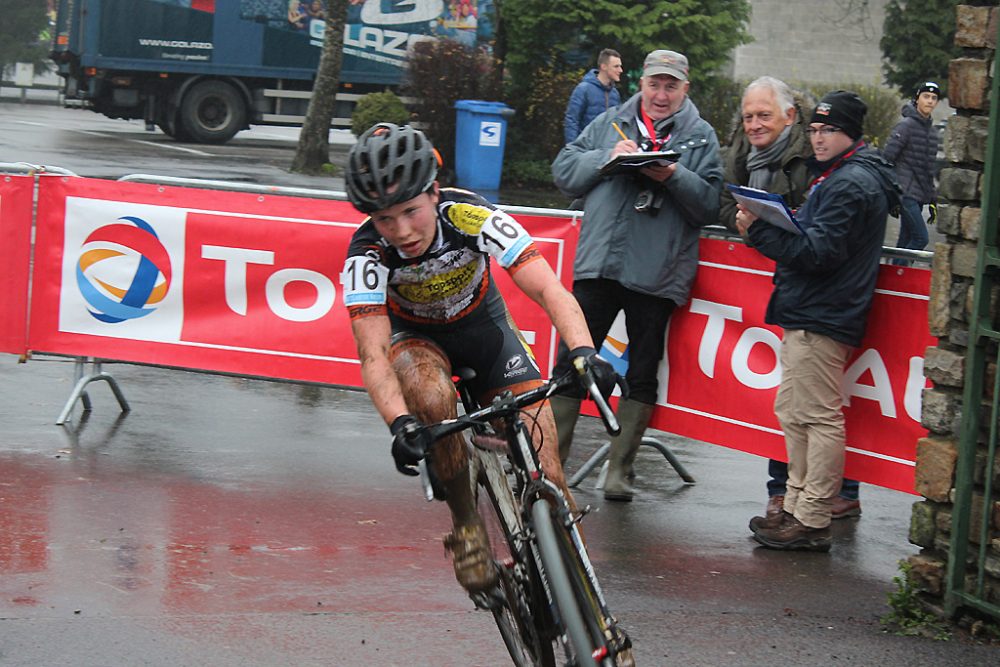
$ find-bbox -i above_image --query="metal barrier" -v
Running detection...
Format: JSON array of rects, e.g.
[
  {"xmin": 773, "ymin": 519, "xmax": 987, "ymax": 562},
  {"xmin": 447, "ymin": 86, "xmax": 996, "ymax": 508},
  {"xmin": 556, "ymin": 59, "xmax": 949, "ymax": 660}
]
[{"xmin": 0, "ymin": 162, "xmax": 78, "ymax": 177}]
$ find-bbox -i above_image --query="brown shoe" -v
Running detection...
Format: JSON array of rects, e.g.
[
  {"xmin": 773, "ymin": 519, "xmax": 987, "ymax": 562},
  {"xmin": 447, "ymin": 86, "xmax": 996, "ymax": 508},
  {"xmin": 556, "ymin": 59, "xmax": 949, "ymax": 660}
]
[
  {"xmin": 753, "ymin": 516, "xmax": 831, "ymax": 552},
  {"xmin": 766, "ymin": 494, "xmax": 785, "ymax": 517},
  {"xmin": 444, "ymin": 523, "xmax": 497, "ymax": 593},
  {"xmin": 831, "ymin": 496, "xmax": 861, "ymax": 519},
  {"xmin": 749, "ymin": 510, "xmax": 793, "ymax": 534}
]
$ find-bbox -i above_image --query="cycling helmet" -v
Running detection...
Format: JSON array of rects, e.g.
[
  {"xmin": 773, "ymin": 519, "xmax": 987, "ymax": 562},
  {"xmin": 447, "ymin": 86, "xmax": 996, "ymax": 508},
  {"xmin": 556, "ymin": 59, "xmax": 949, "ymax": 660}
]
[{"xmin": 345, "ymin": 123, "xmax": 439, "ymax": 213}]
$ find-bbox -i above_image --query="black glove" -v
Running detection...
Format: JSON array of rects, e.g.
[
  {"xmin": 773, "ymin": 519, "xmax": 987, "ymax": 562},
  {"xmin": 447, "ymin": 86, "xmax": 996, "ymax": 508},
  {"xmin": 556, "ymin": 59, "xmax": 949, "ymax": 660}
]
[
  {"xmin": 389, "ymin": 414, "xmax": 432, "ymax": 477},
  {"xmin": 567, "ymin": 346, "xmax": 619, "ymax": 402}
]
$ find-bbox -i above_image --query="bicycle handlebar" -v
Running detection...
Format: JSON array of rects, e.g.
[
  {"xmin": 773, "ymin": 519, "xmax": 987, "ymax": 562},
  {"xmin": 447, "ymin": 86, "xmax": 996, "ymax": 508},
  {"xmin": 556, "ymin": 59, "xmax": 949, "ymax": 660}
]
[
  {"xmin": 414, "ymin": 365, "xmax": 622, "ymax": 501},
  {"xmin": 571, "ymin": 357, "xmax": 621, "ymax": 436}
]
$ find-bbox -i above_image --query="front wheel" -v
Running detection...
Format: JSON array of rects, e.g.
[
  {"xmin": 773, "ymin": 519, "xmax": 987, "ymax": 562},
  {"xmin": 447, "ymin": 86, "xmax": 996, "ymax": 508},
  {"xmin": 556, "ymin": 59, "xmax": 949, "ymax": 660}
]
[
  {"xmin": 475, "ymin": 450, "xmax": 555, "ymax": 666},
  {"xmin": 532, "ymin": 499, "xmax": 616, "ymax": 667}
]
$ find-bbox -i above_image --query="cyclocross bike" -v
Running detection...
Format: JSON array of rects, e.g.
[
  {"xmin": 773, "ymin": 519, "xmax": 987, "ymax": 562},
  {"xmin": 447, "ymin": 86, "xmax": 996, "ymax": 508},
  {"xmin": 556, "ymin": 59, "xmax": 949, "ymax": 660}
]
[{"xmin": 416, "ymin": 358, "xmax": 635, "ymax": 667}]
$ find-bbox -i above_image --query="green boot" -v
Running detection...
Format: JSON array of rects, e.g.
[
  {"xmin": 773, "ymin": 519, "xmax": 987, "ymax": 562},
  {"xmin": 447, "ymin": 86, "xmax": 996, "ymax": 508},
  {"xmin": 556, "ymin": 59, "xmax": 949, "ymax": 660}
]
[
  {"xmin": 604, "ymin": 399, "xmax": 654, "ymax": 502},
  {"xmin": 550, "ymin": 394, "xmax": 582, "ymax": 464}
]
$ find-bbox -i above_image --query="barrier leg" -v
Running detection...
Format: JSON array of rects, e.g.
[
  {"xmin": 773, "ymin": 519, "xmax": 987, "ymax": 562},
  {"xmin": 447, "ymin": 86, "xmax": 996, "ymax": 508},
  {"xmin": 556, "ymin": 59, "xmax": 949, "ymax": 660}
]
[
  {"xmin": 567, "ymin": 443, "xmax": 610, "ymax": 488},
  {"xmin": 566, "ymin": 437, "xmax": 696, "ymax": 488},
  {"xmin": 638, "ymin": 436, "xmax": 696, "ymax": 484},
  {"xmin": 55, "ymin": 358, "xmax": 131, "ymax": 425}
]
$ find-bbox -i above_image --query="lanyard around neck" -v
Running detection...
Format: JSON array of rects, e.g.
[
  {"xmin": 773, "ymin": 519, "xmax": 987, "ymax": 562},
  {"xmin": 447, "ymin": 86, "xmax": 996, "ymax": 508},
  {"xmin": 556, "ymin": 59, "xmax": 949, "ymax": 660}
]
[{"xmin": 638, "ymin": 107, "xmax": 670, "ymax": 150}]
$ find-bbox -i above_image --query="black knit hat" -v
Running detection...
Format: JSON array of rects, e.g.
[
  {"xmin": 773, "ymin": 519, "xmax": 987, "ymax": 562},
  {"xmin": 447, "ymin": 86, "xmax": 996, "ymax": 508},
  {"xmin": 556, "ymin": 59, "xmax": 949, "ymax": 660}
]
[
  {"xmin": 915, "ymin": 81, "xmax": 942, "ymax": 100},
  {"xmin": 810, "ymin": 90, "xmax": 867, "ymax": 140}
]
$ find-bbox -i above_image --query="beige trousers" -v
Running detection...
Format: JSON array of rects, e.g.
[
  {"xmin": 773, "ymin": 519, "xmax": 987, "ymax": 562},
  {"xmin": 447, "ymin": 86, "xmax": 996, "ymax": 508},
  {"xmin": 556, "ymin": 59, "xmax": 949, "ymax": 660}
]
[{"xmin": 774, "ymin": 329, "xmax": 853, "ymax": 529}]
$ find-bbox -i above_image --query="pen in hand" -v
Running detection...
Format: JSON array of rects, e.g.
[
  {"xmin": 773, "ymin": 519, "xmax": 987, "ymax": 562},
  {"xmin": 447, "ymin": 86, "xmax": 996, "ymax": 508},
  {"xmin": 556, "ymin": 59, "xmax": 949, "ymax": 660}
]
[{"xmin": 611, "ymin": 122, "xmax": 628, "ymax": 142}]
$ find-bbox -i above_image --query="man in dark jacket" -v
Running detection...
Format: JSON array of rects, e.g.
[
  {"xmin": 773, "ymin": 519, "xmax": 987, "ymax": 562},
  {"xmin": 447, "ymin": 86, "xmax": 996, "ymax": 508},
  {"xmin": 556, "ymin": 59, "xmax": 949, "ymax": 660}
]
[
  {"xmin": 722, "ymin": 77, "xmax": 863, "ymax": 520},
  {"xmin": 563, "ymin": 49, "xmax": 623, "ymax": 143},
  {"xmin": 883, "ymin": 81, "xmax": 941, "ymax": 252},
  {"xmin": 737, "ymin": 91, "xmax": 900, "ymax": 551}
]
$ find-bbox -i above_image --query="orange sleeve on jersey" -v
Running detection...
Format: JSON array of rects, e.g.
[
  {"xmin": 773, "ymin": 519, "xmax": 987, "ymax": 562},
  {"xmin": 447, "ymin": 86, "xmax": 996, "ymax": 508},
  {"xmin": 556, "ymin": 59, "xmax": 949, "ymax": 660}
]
[
  {"xmin": 348, "ymin": 303, "xmax": 388, "ymax": 321},
  {"xmin": 507, "ymin": 243, "xmax": 543, "ymax": 275}
]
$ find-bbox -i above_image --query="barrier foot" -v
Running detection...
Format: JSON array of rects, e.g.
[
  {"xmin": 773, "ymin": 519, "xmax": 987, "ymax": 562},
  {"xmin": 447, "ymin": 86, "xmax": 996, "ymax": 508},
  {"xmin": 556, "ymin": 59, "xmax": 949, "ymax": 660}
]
[
  {"xmin": 566, "ymin": 436, "xmax": 695, "ymax": 488},
  {"xmin": 55, "ymin": 358, "xmax": 131, "ymax": 425}
]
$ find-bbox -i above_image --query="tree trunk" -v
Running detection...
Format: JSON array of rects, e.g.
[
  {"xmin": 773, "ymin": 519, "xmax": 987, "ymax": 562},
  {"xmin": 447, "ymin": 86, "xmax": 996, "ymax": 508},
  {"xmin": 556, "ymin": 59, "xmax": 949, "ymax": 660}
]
[{"xmin": 291, "ymin": 0, "xmax": 348, "ymax": 175}]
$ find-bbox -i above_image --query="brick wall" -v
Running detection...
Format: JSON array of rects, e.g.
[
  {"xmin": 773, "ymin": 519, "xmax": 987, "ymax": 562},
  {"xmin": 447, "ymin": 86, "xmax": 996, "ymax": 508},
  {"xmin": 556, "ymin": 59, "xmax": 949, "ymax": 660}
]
[{"xmin": 909, "ymin": 4, "xmax": 1000, "ymax": 618}]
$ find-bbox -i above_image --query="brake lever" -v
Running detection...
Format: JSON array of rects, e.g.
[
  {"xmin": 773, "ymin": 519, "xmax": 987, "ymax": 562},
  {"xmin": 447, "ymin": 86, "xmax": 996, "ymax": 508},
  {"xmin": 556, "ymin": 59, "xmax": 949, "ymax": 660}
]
[
  {"xmin": 417, "ymin": 459, "xmax": 434, "ymax": 502},
  {"xmin": 572, "ymin": 357, "xmax": 621, "ymax": 435}
]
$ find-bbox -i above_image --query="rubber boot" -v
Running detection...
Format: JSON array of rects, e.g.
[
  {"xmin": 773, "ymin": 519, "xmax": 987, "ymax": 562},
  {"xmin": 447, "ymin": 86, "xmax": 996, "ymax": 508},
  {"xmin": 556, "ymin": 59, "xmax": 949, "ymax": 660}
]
[
  {"xmin": 549, "ymin": 394, "xmax": 582, "ymax": 464},
  {"xmin": 603, "ymin": 399, "xmax": 654, "ymax": 502}
]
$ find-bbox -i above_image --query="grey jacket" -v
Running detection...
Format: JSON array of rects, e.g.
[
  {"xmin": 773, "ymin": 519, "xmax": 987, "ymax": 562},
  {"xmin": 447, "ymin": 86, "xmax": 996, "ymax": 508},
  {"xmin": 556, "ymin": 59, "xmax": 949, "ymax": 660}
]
[
  {"xmin": 551, "ymin": 94, "xmax": 722, "ymax": 305},
  {"xmin": 882, "ymin": 102, "xmax": 939, "ymax": 204}
]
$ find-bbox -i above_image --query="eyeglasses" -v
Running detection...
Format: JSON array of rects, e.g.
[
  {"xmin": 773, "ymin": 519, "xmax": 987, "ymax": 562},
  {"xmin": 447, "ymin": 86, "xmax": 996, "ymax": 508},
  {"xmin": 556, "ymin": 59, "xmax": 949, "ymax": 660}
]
[{"xmin": 805, "ymin": 127, "xmax": 843, "ymax": 137}]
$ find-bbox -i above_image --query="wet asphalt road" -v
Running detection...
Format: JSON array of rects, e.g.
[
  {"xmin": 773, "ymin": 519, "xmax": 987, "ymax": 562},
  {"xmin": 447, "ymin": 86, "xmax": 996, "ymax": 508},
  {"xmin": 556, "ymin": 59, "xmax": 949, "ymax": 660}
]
[{"xmin": 1, "ymin": 358, "xmax": 997, "ymax": 666}]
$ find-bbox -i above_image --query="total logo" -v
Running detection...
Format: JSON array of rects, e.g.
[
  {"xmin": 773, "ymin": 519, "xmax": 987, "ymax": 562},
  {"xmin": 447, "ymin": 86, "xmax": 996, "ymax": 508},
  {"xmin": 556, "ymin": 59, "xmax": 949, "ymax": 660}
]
[{"xmin": 75, "ymin": 216, "xmax": 172, "ymax": 323}]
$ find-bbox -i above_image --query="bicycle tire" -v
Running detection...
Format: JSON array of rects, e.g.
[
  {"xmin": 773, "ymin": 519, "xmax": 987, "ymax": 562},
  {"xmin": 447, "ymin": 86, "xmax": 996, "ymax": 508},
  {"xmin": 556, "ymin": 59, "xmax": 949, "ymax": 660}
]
[
  {"xmin": 531, "ymin": 499, "xmax": 607, "ymax": 667},
  {"xmin": 475, "ymin": 450, "xmax": 555, "ymax": 667}
]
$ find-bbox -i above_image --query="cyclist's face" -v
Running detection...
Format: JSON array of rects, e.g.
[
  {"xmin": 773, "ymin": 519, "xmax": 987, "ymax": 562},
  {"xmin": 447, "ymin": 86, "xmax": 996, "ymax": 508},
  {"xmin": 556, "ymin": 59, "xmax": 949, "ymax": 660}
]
[{"xmin": 371, "ymin": 185, "xmax": 440, "ymax": 257}]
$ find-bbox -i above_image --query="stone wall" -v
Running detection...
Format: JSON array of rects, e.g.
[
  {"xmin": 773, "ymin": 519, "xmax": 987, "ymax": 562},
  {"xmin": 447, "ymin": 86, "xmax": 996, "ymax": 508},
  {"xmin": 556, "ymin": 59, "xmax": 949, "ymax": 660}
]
[{"xmin": 909, "ymin": 4, "xmax": 1000, "ymax": 619}]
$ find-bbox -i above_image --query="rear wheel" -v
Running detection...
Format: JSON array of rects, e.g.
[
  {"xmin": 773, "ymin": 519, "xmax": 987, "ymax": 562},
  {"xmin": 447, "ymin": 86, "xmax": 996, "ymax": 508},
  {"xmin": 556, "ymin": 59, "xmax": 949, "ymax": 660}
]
[
  {"xmin": 475, "ymin": 450, "xmax": 555, "ymax": 667},
  {"xmin": 178, "ymin": 80, "xmax": 246, "ymax": 144}
]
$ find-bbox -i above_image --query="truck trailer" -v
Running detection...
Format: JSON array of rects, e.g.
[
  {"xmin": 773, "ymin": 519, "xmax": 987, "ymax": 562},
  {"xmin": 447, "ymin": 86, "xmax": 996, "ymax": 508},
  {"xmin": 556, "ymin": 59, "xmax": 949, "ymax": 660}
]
[{"xmin": 50, "ymin": 0, "xmax": 494, "ymax": 143}]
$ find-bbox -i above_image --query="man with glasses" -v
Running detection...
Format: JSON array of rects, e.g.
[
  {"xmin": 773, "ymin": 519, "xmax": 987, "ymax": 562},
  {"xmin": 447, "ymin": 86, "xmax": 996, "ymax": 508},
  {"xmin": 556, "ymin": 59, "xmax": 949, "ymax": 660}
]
[{"xmin": 736, "ymin": 91, "xmax": 900, "ymax": 551}]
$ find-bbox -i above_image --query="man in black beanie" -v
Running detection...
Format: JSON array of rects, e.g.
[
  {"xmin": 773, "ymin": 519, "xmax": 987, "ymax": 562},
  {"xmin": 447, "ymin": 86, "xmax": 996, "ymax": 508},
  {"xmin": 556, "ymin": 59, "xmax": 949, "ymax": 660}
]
[{"xmin": 735, "ymin": 90, "xmax": 901, "ymax": 552}]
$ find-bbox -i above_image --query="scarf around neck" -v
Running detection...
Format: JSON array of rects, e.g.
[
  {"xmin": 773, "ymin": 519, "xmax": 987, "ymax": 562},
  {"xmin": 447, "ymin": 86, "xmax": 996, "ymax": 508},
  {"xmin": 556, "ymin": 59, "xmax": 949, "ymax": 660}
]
[{"xmin": 745, "ymin": 124, "xmax": 792, "ymax": 190}]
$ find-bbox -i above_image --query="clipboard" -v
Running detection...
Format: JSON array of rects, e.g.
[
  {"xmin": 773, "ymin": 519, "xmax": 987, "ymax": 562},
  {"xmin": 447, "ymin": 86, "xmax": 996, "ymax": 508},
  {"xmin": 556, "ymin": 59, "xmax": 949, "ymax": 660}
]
[
  {"xmin": 726, "ymin": 184, "xmax": 804, "ymax": 235},
  {"xmin": 600, "ymin": 150, "xmax": 680, "ymax": 176}
]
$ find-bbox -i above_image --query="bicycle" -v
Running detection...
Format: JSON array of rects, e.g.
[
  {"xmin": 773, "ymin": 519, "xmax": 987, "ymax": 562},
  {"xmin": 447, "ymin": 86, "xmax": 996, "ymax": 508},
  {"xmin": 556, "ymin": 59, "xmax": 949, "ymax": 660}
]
[{"xmin": 415, "ymin": 358, "xmax": 635, "ymax": 667}]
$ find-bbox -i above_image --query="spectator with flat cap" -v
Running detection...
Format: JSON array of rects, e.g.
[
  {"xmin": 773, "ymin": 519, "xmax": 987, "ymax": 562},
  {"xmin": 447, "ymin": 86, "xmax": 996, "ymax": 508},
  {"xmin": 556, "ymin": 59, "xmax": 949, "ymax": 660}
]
[{"xmin": 551, "ymin": 48, "xmax": 722, "ymax": 502}]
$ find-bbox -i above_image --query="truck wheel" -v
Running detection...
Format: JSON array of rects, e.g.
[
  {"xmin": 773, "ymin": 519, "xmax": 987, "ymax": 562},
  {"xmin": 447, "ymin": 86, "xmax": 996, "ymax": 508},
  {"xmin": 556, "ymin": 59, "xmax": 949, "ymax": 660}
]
[
  {"xmin": 158, "ymin": 112, "xmax": 191, "ymax": 142},
  {"xmin": 179, "ymin": 80, "xmax": 246, "ymax": 144}
]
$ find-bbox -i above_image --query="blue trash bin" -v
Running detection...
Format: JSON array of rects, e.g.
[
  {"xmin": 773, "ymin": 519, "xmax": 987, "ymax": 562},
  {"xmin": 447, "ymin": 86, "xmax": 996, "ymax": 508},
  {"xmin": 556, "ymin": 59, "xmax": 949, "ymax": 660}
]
[{"xmin": 454, "ymin": 100, "xmax": 514, "ymax": 202}]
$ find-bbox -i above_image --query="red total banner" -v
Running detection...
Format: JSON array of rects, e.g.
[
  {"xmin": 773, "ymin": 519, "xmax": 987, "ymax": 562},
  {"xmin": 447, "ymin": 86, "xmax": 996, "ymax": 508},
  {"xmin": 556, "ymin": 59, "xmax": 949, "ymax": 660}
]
[
  {"xmin": 28, "ymin": 177, "xmax": 573, "ymax": 384},
  {"xmin": 28, "ymin": 177, "xmax": 932, "ymax": 492},
  {"xmin": 0, "ymin": 176, "xmax": 34, "ymax": 355},
  {"xmin": 647, "ymin": 241, "xmax": 935, "ymax": 493}
]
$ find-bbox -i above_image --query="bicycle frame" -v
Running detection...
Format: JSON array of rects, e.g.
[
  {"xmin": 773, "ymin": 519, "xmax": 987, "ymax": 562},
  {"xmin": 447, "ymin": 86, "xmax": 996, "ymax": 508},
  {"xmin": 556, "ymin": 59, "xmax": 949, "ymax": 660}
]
[{"xmin": 419, "ymin": 373, "xmax": 630, "ymax": 666}]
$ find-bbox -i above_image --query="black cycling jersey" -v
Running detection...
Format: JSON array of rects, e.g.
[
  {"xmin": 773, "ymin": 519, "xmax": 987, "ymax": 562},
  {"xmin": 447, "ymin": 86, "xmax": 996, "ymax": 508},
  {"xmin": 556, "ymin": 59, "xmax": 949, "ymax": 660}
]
[{"xmin": 342, "ymin": 187, "xmax": 544, "ymax": 395}]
